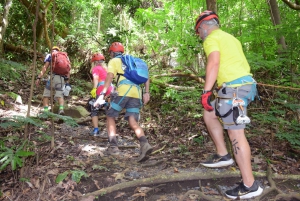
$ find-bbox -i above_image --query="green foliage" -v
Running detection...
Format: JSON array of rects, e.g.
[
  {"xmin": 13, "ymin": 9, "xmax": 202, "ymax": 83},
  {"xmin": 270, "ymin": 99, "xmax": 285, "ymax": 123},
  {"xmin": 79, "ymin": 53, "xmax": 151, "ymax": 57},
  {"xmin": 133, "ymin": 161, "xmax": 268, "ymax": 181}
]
[
  {"xmin": 0, "ymin": 140, "xmax": 35, "ymax": 171},
  {"xmin": 56, "ymin": 170, "xmax": 88, "ymax": 183},
  {"xmin": 160, "ymin": 85, "xmax": 202, "ymax": 118},
  {"xmin": 193, "ymin": 135, "xmax": 204, "ymax": 145},
  {"xmin": 0, "ymin": 59, "xmax": 26, "ymax": 82},
  {"xmin": 92, "ymin": 165, "xmax": 110, "ymax": 171},
  {"xmin": 251, "ymin": 90, "xmax": 300, "ymax": 150},
  {"xmin": 276, "ymin": 122, "xmax": 300, "ymax": 149},
  {"xmin": 0, "ymin": 116, "xmax": 44, "ymax": 129},
  {"xmin": 178, "ymin": 144, "xmax": 188, "ymax": 153},
  {"xmin": 38, "ymin": 112, "xmax": 78, "ymax": 127}
]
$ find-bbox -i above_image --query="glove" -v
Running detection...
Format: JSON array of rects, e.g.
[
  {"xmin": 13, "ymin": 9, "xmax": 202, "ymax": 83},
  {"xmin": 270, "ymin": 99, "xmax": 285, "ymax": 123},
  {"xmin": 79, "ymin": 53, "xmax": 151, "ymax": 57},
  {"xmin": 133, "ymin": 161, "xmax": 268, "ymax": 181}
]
[
  {"xmin": 201, "ymin": 91, "xmax": 214, "ymax": 111},
  {"xmin": 90, "ymin": 88, "xmax": 97, "ymax": 98},
  {"xmin": 93, "ymin": 95, "xmax": 105, "ymax": 107}
]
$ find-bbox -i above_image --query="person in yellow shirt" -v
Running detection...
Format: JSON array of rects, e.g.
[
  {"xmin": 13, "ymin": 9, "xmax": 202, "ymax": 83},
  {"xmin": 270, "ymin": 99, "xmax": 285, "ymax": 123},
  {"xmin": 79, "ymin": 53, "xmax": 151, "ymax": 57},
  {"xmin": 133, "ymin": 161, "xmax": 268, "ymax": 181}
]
[
  {"xmin": 94, "ymin": 42, "xmax": 153, "ymax": 162},
  {"xmin": 195, "ymin": 11, "xmax": 263, "ymax": 199}
]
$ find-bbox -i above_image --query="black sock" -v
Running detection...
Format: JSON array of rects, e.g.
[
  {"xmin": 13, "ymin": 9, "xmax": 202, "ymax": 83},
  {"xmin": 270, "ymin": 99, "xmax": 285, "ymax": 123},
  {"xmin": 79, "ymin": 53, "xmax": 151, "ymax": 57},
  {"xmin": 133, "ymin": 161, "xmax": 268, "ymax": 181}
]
[
  {"xmin": 108, "ymin": 136, "xmax": 118, "ymax": 146},
  {"xmin": 138, "ymin": 136, "xmax": 148, "ymax": 145}
]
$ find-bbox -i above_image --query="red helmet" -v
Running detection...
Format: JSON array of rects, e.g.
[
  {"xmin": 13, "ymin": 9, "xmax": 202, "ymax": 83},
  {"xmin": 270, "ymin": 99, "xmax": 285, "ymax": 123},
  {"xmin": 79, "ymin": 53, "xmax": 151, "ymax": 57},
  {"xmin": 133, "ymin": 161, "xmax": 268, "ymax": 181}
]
[
  {"xmin": 91, "ymin": 53, "xmax": 105, "ymax": 62},
  {"xmin": 109, "ymin": 42, "xmax": 124, "ymax": 53},
  {"xmin": 195, "ymin": 10, "xmax": 219, "ymax": 34}
]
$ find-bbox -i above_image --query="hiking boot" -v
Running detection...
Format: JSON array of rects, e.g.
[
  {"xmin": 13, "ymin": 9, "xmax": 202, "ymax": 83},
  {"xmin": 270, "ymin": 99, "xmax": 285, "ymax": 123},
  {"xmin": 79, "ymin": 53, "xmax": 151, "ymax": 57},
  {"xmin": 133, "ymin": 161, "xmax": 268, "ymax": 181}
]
[
  {"xmin": 200, "ymin": 153, "xmax": 234, "ymax": 168},
  {"xmin": 58, "ymin": 109, "xmax": 65, "ymax": 115},
  {"xmin": 225, "ymin": 180, "xmax": 263, "ymax": 199},
  {"xmin": 106, "ymin": 146, "xmax": 120, "ymax": 156},
  {"xmin": 90, "ymin": 129, "xmax": 100, "ymax": 136},
  {"xmin": 137, "ymin": 142, "xmax": 153, "ymax": 162}
]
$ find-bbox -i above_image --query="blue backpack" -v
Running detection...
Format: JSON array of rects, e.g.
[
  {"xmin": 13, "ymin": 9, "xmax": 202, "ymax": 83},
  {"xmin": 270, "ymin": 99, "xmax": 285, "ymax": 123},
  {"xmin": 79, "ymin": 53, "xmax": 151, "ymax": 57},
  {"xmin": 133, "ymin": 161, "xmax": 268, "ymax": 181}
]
[{"xmin": 119, "ymin": 55, "xmax": 149, "ymax": 85}]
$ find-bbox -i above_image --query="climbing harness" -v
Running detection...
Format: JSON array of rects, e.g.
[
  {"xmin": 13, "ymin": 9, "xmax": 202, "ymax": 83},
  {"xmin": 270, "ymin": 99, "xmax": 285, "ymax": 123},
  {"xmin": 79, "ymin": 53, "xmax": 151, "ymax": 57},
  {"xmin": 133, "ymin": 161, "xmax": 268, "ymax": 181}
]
[
  {"xmin": 110, "ymin": 79, "xmax": 143, "ymax": 114},
  {"xmin": 214, "ymin": 76, "xmax": 257, "ymax": 126}
]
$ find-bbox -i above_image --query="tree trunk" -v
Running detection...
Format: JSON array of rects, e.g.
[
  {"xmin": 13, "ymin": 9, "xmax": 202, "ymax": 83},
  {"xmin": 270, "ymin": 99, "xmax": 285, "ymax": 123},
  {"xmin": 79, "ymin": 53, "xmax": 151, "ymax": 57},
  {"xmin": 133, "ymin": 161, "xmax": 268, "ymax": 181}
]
[
  {"xmin": 19, "ymin": 0, "xmax": 54, "ymax": 50},
  {"xmin": 206, "ymin": 0, "xmax": 217, "ymax": 12},
  {"xmin": 268, "ymin": 0, "xmax": 287, "ymax": 52},
  {"xmin": 0, "ymin": 0, "xmax": 13, "ymax": 58},
  {"xmin": 97, "ymin": 7, "xmax": 102, "ymax": 33}
]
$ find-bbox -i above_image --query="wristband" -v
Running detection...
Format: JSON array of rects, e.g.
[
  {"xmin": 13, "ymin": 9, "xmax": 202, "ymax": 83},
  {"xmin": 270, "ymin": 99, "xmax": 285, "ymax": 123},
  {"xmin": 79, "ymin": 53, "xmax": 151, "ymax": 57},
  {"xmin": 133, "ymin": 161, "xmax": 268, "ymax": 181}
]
[{"xmin": 202, "ymin": 90, "xmax": 210, "ymax": 94}]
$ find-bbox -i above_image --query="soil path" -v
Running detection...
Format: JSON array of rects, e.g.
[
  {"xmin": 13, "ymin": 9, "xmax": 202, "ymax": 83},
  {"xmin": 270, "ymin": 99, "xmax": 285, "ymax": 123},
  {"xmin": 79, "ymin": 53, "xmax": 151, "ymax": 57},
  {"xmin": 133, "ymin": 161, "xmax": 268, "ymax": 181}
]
[{"xmin": 0, "ymin": 96, "xmax": 299, "ymax": 201}]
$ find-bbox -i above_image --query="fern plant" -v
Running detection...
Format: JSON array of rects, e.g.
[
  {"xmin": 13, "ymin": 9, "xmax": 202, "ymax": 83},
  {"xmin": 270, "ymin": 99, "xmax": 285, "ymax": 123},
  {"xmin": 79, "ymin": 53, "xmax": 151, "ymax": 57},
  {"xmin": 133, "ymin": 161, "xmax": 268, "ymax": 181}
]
[
  {"xmin": 56, "ymin": 169, "xmax": 88, "ymax": 183},
  {"xmin": 0, "ymin": 140, "xmax": 34, "ymax": 171}
]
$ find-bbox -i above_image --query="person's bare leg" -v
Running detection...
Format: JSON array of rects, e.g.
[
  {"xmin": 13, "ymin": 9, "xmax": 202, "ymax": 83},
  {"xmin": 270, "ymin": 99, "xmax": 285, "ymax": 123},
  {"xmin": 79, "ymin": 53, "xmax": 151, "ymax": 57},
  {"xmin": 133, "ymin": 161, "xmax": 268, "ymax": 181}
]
[
  {"xmin": 106, "ymin": 116, "xmax": 117, "ymax": 145},
  {"xmin": 203, "ymin": 110, "xmax": 228, "ymax": 156},
  {"xmin": 227, "ymin": 129, "xmax": 254, "ymax": 187},
  {"xmin": 43, "ymin": 97, "xmax": 49, "ymax": 108},
  {"xmin": 128, "ymin": 116, "xmax": 144, "ymax": 138},
  {"xmin": 57, "ymin": 97, "xmax": 64, "ymax": 106},
  {"xmin": 92, "ymin": 116, "xmax": 98, "ymax": 128}
]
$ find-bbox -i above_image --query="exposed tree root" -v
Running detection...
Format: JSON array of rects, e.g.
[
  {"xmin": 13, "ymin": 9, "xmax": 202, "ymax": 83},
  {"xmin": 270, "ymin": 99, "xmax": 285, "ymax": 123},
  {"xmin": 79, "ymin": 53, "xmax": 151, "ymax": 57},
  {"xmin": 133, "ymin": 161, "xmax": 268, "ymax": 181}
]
[
  {"xmin": 79, "ymin": 167, "xmax": 300, "ymax": 200},
  {"xmin": 179, "ymin": 190, "xmax": 216, "ymax": 201},
  {"xmin": 256, "ymin": 165, "xmax": 300, "ymax": 201}
]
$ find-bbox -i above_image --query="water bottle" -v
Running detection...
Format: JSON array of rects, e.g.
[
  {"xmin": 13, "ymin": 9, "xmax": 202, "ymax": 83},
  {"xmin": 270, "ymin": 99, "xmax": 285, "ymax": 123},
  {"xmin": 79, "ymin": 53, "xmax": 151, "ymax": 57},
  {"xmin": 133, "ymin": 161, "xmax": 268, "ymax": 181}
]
[{"xmin": 63, "ymin": 83, "xmax": 71, "ymax": 96}]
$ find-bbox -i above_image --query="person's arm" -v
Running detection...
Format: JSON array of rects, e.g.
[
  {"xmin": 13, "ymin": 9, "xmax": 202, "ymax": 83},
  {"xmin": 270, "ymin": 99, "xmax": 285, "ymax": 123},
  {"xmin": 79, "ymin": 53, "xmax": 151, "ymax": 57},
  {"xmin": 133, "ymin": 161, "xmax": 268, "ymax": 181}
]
[
  {"xmin": 35, "ymin": 62, "xmax": 50, "ymax": 86},
  {"xmin": 92, "ymin": 75, "xmax": 99, "ymax": 88},
  {"xmin": 94, "ymin": 72, "xmax": 114, "ymax": 106},
  {"xmin": 204, "ymin": 51, "xmax": 220, "ymax": 91},
  {"xmin": 101, "ymin": 72, "xmax": 114, "ymax": 94},
  {"xmin": 143, "ymin": 79, "xmax": 150, "ymax": 104}
]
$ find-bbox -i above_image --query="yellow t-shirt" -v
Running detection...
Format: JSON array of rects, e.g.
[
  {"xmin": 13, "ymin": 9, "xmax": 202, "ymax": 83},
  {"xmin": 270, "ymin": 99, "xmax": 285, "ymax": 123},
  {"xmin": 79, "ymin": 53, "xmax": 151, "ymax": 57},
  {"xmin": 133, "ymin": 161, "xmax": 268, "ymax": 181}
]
[
  {"xmin": 107, "ymin": 57, "xmax": 141, "ymax": 98},
  {"xmin": 204, "ymin": 29, "xmax": 252, "ymax": 87}
]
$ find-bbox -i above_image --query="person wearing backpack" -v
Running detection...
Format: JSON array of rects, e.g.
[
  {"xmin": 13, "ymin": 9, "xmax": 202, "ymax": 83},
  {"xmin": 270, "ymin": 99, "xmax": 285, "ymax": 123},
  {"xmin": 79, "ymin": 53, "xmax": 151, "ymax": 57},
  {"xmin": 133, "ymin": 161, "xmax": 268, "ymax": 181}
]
[
  {"xmin": 89, "ymin": 53, "xmax": 114, "ymax": 136},
  {"xmin": 94, "ymin": 42, "xmax": 153, "ymax": 162},
  {"xmin": 35, "ymin": 46, "xmax": 71, "ymax": 115},
  {"xmin": 195, "ymin": 11, "xmax": 262, "ymax": 199}
]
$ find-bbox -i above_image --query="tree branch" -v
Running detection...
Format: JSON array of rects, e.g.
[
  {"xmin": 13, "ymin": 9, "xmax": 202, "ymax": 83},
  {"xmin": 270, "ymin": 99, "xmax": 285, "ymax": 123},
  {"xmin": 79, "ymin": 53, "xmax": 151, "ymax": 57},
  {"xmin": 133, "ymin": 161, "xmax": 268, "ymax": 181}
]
[{"xmin": 281, "ymin": 0, "xmax": 300, "ymax": 10}]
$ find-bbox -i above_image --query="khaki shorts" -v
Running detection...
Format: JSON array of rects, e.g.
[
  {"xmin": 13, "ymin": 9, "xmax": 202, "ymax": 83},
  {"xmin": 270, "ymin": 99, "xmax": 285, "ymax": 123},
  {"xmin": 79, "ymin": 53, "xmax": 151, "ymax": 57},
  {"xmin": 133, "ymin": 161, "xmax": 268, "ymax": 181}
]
[
  {"xmin": 43, "ymin": 75, "xmax": 65, "ymax": 98},
  {"xmin": 212, "ymin": 84, "xmax": 257, "ymax": 130}
]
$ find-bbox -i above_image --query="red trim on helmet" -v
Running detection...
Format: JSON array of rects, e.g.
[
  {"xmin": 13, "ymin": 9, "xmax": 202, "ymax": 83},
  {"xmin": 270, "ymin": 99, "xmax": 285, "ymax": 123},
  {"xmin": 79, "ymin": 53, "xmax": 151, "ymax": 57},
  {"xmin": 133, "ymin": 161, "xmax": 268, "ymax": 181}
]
[{"xmin": 195, "ymin": 11, "xmax": 219, "ymax": 34}]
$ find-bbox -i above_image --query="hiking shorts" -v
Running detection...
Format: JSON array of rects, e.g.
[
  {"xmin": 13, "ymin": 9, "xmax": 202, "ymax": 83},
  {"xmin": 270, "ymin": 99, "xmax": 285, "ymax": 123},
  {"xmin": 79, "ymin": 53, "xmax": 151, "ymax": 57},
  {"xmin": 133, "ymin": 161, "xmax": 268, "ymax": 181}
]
[
  {"xmin": 212, "ymin": 84, "xmax": 257, "ymax": 130},
  {"xmin": 106, "ymin": 96, "xmax": 141, "ymax": 122},
  {"xmin": 43, "ymin": 74, "xmax": 65, "ymax": 98}
]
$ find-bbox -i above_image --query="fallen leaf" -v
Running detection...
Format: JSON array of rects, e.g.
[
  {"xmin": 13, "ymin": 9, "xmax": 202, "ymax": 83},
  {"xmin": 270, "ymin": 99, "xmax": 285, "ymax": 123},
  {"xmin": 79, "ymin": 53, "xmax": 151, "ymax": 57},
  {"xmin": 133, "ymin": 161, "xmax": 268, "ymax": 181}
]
[
  {"xmin": 174, "ymin": 167, "xmax": 179, "ymax": 173},
  {"xmin": 72, "ymin": 191, "xmax": 82, "ymax": 197},
  {"xmin": 139, "ymin": 186, "xmax": 152, "ymax": 193},
  {"xmin": 188, "ymin": 193, "xmax": 199, "ymax": 199},
  {"xmin": 114, "ymin": 191, "xmax": 126, "ymax": 199},
  {"xmin": 114, "ymin": 172, "xmax": 125, "ymax": 181},
  {"xmin": 132, "ymin": 192, "xmax": 146, "ymax": 198},
  {"xmin": 46, "ymin": 169, "xmax": 59, "ymax": 175}
]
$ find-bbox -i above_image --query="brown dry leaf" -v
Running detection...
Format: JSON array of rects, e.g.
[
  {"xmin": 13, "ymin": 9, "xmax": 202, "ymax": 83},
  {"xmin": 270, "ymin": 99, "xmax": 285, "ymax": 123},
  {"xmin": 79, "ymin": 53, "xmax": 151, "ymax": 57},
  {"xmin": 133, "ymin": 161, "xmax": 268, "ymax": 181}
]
[
  {"xmin": 114, "ymin": 191, "xmax": 126, "ymax": 199},
  {"xmin": 270, "ymin": 164, "xmax": 278, "ymax": 173},
  {"xmin": 25, "ymin": 181, "xmax": 34, "ymax": 188},
  {"xmin": 132, "ymin": 192, "xmax": 146, "ymax": 198},
  {"xmin": 93, "ymin": 180, "xmax": 101, "ymax": 189},
  {"xmin": 253, "ymin": 156, "xmax": 261, "ymax": 164},
  {"xmin": 156, "ymin": 195, "xmax": 169, "ymax": 201},
  {"xmin": 114, "ymin": 172, "xmax": 125, "ymax": 181},
  {"xmin": 188, "ymin": 193, "xmax": 199, "ymax": 200},
  {"xmin": 174, "ymin": 167, "xmax": 179, "ymax": 173},
  {"xmin": 31, "ymin": 178, "xmax": 40, "ymax": 189},
  {"xmin": 79, "ymin": 195, "xmax": 95, "ymax": 201},
  {"xmin": 46, "ymin": 168, "xmax": 59, "ymax": 175},
  {"xmin": 139, "ymin": 186, "xmax": 152, "ymax": 193},
  {"xmin": 72, "ymin": 191, "xmax": 83, "ymax": 197}
]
